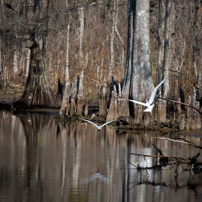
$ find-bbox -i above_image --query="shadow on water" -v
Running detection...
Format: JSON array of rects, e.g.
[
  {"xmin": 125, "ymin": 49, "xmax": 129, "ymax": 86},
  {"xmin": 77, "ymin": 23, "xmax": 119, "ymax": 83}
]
[{"xmin": 0, "ymin": 110, "xmax": 202, "ymax": 202}]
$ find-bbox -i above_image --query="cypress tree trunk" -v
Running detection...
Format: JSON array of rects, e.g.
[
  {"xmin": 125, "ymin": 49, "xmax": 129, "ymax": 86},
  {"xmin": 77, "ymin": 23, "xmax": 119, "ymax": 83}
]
[
  {"xmin": 131, "ymin": 0, "xmax": 154, "ymax": 101},
  {"xmin": 118, "ymin": 0, "xmax": 134, "ymax": 116},
  {"xmin": 0, "ymin": 0, "xmax": 4, "ymax": 88},
  {"xmin": 20, "ymin": 39, "xmax": 55, "ymax": 107},
  {"xmin": 99, "ymin": 83, "xmax": 107, "ymax": 115},
  {"xmin": 158, "ymin": 0, "xmax": 162, "ymax": 84},
  {"xmin": 25, "ymin": 48, "xmax": 30, "ymax": 77},
  {"xmin": 108, "ymin": 0, "xmax": 117, "ymax": 80},
  {"xmin": 193, "ymin": 0, "xmax": 199, "ymax": 100},
  {"xmin": 13, "ymin": 48, "xmax": 18, "ymax": 74},
  {"xmin": 121, "ymin": 0, "xmax": 154, "ymax": 119},
  {"xmin": 0, "ymin": 34, "xmax": 2, "ymax": 88},
  {"xmin": 76, "ymin": 70, "xmax": 84, "ymax": 115},
  {"xmin": 78, "ymin": 6, "xmax": 84, "ymax": 61},
  {"xmin": 162, "ymin": 0, "xmax": 170, "ymax": 98},
  {"xmin": 17, "ymin": 0, "xmax": 55, "ymax": 108},
  {"xmin": 70, "ymin": 78, "xmax": 77, "ymax": 116},
  {"xmin": 60, "ymin": 4, "xmax": 70, "ymax": 116}
]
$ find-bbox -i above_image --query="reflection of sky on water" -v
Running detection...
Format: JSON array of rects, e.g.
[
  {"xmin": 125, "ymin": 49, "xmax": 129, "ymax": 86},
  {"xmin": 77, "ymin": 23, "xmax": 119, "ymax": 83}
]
[
  {"xmin": 1, "ymin": 110, "xmax": 202, "ymax": 202},
  {"xmin": 83, "ymin": 172, "xmax": 109, "ymax": 184}
]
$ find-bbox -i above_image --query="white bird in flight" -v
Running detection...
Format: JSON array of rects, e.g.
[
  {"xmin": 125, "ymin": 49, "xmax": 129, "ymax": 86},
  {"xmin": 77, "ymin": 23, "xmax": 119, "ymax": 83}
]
[
  {"xmin": 81, "ymin": 118, "xmax": 116, "ymax": 130},
  {"xmin": 119, "ymin": 79, "xmax": 165, "ymax": 113}
]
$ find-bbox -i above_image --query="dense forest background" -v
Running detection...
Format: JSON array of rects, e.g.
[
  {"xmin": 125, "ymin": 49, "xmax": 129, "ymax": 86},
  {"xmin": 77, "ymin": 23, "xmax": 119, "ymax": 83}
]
[{"xmin": 0, "ymin": 0, "xmax": 202, "ymax": 105}]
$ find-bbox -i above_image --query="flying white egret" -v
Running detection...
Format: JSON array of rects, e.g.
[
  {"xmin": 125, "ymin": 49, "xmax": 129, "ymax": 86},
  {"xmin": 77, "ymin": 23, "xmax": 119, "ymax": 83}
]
[
  {"xmin": 118, "ymin": 79, "xmax": 165, "ymax": 113},
  {"xmin": 81, "ymin": 118, "xmax": 116, "ymax": 130}
]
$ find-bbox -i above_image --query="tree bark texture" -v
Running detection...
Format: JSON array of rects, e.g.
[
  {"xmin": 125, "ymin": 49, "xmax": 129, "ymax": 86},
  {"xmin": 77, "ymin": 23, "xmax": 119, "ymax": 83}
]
[
  {"xmin": 25, "ymin": 48, "xmax": 30, "ymax": 77},
  {"xmin": 186, "ymin": 96, "xmax": 192, "ymax": 130},
  {"xmin": 70, "ymin": 78, "xmax": 77, "ymax": 116},
  {"xmin": 76, "ymin": 70, "xmax": 84, "ymax": 115},
  {"xmin": 162, "ymin": 0, "xmax": 170, "ymax": 98},
  {"xmin": 18, "ymin": 0, "xmax": 55, "ymax": 108},
  {"xmin": 13, "ymin": 48, "xmax": 18, "ymax": 74},
  {"xmin": 192, "ymin": 0, "xmax": 199, "ymax": 100},
  {"xmin": 158, "ymin": 0, "xmax": 162, "ymax": 84},
  {"xmin": 130, "ymin": 0, "xmax": 154, "ymax": 100},
  {"xmin": 179, "ymin": 114, "xmax": 185, "ymax": 130},
  {"xmin": 108, "ymin": 0, "xmax": 117, "ymax": 80},
  {"xmin": 195, "ymin": 101, "xmax": 201, "ymax": 130},
  {"xmin": 99, "ymin": 83, "xmax": 107, "ymax": 115},
  {"xmin": 78, "ymin": 6, "xmax": 84, "ymax": 61},
  {"xmin": 106, "ymin": 85, "xmax": 119, "ymax": 122},
  {"xmin": 20, "ymin": 40, "xmax": 55, "ymax": 108},
  {"xmin": 119, "ymin": 0, "xmax": 134, "ymax": 117},
  {"xmin": 176, "ymin": 97, "xmax": 181, "ymax": 122},
  {"xmin": 0, "ymin": 0, "xmax": 3, "ymax": 86},
  {"xmin": 60, "ymin": 14, "xmax": 70, "ymax": 116},
  {"xmin": 0, "ymin": 35, "xmax": 2, "ymax": 87},
  {"xmin": 122, "ymin": 0, "xmax": 154, "ymax": 119},
  {"xmin": 156, "ymin": 99, "xmax": 166, "ymax": 122},
  {"xmin": 84, "ymin": 100, "xmax": 88, "ymax": 116}
]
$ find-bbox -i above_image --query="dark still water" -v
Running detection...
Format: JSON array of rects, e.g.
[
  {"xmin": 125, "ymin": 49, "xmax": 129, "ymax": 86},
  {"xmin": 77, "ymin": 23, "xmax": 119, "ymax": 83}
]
[{"xmin": 1, "ymin": 110, "xmax": 202, "ymax": 202}]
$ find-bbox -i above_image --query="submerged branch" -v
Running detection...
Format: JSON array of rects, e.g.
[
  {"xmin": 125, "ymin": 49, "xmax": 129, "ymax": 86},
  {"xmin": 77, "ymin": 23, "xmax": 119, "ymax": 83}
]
[{"xmin": 129, "ymin": 141, "xmax": 202, "ymax": 171}]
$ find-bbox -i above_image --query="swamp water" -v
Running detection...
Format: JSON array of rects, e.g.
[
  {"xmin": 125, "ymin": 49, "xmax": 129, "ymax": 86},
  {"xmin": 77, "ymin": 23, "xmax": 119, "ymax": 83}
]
[{"xmin": 0, "ymin": 110, "xmax": 202, "ymax": 202}]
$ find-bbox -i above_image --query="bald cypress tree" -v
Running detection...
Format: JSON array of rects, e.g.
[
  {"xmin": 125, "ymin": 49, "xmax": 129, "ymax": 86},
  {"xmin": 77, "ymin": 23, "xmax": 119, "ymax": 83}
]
[
  {"xmin": 18, "ymin": 0, "xmax": 55, "ymax": 108},
  {"xmin": 120, "ymin": 0, "xmax": 154, "ymax": 119}
]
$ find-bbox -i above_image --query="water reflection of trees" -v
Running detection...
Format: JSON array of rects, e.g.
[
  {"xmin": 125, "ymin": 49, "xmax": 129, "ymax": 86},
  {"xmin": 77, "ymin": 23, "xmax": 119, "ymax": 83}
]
[
  {"xmin": 128, "ymin": 169, "xmax": 202, "ymax": 200},
  {"xmin": 123, "ymin": 130, "xmax": 202, "ymax": 202},
  {"xmin": 1, "ymin": 111, "xmax": 202, "ymax": 202},
  {"xmin": 20, "ymin": 114, "xmax": 54, "ymax": 145}
]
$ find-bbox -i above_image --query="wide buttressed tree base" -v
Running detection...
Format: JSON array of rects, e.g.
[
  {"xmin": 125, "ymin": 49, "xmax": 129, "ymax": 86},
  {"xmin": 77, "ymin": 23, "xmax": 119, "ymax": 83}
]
[{"xmin": 14, "ymin": 41, "xmax": 56, "ymax": 109}]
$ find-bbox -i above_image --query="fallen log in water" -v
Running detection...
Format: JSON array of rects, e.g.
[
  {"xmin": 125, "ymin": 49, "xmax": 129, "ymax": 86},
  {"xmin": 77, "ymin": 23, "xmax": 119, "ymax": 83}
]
[{"xmin": 129, "ymin": 140, "xmax": 202, "ymax": 174}]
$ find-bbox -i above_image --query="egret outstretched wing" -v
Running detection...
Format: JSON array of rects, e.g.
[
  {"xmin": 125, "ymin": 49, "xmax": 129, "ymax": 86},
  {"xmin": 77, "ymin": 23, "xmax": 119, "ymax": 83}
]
[
  {"xmin": 148, "ymin": 79, "xmax": 165, "ymax": 105},
  {"xmin": 118, "ymin": 99, "xmax": 148, "ymax": 107},
  {"xmin": 100, "ymin": 120, "xmax": 117, "ymax": 128},
  {"xmin": 81, "ymin": 118, "xmax": 99, "ymax": 128},
  {"xmin": 81, "ymin": 118, "xmax": 116, "ymax": 130}
]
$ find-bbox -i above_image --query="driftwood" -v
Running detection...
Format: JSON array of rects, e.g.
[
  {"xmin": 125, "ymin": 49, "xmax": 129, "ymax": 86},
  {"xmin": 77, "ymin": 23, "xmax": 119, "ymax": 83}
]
[
  {"xmin": 129, "ymin": 139, "xmax": 202, "ymax": 174},
  {"xmin": 129, "ymin": 154, "xmax": 202, "ymax": 171}
]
